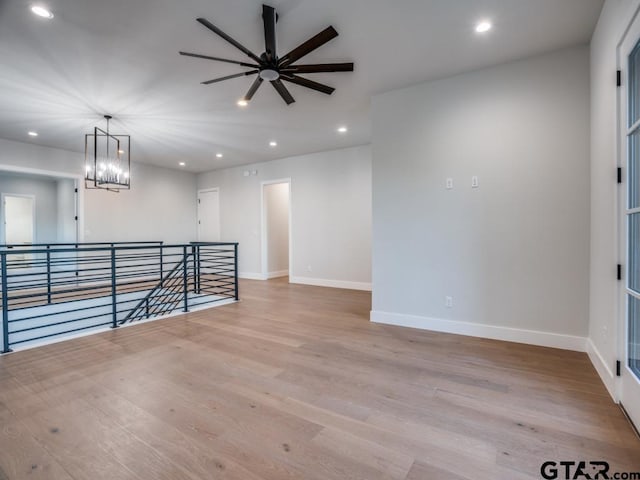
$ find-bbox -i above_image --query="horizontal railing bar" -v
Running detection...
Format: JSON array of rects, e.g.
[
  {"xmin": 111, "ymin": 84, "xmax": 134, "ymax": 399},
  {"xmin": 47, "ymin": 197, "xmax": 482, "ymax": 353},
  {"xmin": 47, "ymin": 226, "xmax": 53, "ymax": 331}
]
[
  {"xmin": 0, "ymin": 242, "xmax": 238, "ymax": 256},
  {"xmin": 8, "ymin": 301, "xmax": 116, "ymax": 322},
  {"xmin": 10, "ymin": 311, "xmax": 117, "ymax": 333},
  {"xmin": 9, "ymin": 321, "xmax": 113, "ymax": 345}
]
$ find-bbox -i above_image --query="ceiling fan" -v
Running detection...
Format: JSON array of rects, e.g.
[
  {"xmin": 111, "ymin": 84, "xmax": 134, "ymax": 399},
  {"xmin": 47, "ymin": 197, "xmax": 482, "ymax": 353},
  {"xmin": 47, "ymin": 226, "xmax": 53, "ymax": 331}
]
[{"xmin": 179, "ymin": 4, "xmax": 354, "ymax": 105}]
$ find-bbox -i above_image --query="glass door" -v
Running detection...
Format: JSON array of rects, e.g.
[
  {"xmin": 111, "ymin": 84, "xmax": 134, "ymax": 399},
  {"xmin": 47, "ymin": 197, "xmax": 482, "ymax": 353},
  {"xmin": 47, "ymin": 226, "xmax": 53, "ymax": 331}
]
[{"xmin": 621, "ymin": 20, "xmax": 640, "ymax": 429}]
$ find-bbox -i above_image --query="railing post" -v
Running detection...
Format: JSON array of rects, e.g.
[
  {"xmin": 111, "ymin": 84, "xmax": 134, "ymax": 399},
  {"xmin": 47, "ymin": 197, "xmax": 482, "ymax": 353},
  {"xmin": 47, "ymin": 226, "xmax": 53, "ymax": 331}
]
[
  {"xmin": 110, "ymin": 247, "xmax": 118, "ymax": 328},
  {"xmin": 234, "ymin": 243, "xmax": 239, "ymax": 301},
  {"xmin": 197, "ymin": 245, "xmax": 201, "ymax": 294},
  {"xmin": 159, "ymin": 246, "xmax": 164, "ymax": 288},
  {"xmin": 192, "ymin": 244, "xmax": 197, "ymax": 294},
  {"xmin": 182, "ymin": 246, "xmax": 188, "ymax": 312},
  {"xmin": 46, "ymin": 245, "xmax": 52, "ymax": 304},
  {"xmin": 2, "ymin": 253, "xmax": 12, "ymax": 353}
]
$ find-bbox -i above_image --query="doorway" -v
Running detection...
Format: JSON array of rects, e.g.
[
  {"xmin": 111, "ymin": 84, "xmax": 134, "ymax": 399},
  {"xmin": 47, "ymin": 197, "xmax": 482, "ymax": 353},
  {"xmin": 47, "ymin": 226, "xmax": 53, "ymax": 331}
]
[
  {"xmin": 197, "ymin": 188, "xmax": 221, "ymax": 242},
  {"xmin": 618, "ymin": 9, "xmax": 640, "ymax": 430},
  {"xmin": 3, "ymin": 194, "xmax": 35, "ymax": 246},
  {"xmin": 261, "ymin": 180, "xmax": 291, "ymax": 280}
]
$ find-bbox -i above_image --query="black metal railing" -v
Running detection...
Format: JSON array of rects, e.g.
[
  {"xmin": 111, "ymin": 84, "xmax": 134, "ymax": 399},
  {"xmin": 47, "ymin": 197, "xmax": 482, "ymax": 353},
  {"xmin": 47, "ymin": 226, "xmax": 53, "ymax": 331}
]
[{"xmin": 0, "ymin": 242, "xmax": 239, "ymax": 353}]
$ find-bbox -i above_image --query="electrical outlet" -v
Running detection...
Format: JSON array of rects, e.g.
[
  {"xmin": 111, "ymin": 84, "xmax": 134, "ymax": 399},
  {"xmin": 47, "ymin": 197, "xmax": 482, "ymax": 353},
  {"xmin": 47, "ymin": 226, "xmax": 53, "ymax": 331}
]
[
  {"xmin": 446, "ymin": 178, "xmax": 453, "ymax": 190},
  {"xmin": 471, "ymin": 176, "xmax": 479, "ymax": 188},
  {"xmin": 445, "ymin": 296, "xmax": 453, "ymax": 308}
]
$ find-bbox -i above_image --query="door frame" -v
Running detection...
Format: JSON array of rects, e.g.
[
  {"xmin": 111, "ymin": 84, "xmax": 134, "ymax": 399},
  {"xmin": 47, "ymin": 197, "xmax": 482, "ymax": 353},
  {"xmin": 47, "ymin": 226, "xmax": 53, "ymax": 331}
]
[
  {"xmin": 260, "ymin": 178, "xmax": 292, "ymax": 280},
  {"xmin": 616, "ymin": 3, "xmax": 640, "ymax": 428},
  {"xmin": 1, "ymin": 193, "xmax": 36, "ymax": 245},
  {"xmin": 196, "ymin": 188, "xmax": 220, "ymax": 242}
]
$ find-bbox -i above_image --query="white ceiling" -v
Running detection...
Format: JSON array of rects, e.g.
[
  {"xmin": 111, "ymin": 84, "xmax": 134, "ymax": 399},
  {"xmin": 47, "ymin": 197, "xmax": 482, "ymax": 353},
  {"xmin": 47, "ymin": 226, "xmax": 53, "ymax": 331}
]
[{"xmin": 0, "ymin": 0, "xmax": 603, "ymax": 172}]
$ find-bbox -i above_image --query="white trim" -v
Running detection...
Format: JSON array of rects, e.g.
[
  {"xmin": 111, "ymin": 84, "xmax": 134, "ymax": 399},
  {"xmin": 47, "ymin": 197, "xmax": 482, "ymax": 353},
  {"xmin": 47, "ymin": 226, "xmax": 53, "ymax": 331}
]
[
  {"xmin": 370, "ymin": 310, "xmax": 587, "ymax": 352},
  {"xmin": 290, "ymin": 276, "xmax": 372, "ymax": 292},
  {"xmin": 586, "ymin": 338, "xmax": 618, "ymax": 402},
  {"xmin": 265, "ymin": 270, "xmax": 288, "ymax": 279},
  {"xmin": 196, "ymin": 187, "xmax": 220, "ymax": 242},
  {"xmin": 239, "ymin": 272, "xmax": 267, "ymax": 280},
  {"xmin": 260, "ymin": 178, "xmax": 292, "ymax": 281}
]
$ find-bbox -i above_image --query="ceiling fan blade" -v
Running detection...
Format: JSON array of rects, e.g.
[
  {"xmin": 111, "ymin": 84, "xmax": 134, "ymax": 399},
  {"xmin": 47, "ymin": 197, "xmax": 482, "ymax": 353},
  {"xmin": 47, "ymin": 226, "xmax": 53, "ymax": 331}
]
[
  {"xmin": 244, "ymin": 76, "xmax": 264, "ymax": 100},
  {"xmin": 262, "ymin": 5, "xmax": 277, "ymax": 62},
  {"xmin": 278, "ymin": 26, "xmax": 338, "ymax": 67},
  {"xmin": 281, "ymin": 62, "xmax": 354, "ymax": 74},
  {"xmin": 201, "ymin": 70, "xmax": 258, "ymax": 85},
  {"xmin": 197, "ymin": 18, "xmax": 263, "ymax": 64},
  {"xmin": 179, "ymin": 51, "xmax": 259, "ymax": 68},
  {"xmin": 271, "ymin": 79, "xmax": 295, "ymax": 105},
  {"xmin": 281, "ymin": 74, "xmax": 334, "ymax": 95}
]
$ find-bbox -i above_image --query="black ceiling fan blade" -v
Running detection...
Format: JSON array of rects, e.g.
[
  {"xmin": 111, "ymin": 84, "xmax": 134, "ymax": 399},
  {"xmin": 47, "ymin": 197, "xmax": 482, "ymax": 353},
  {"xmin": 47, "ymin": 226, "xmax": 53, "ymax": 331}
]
[
  {"xmin": 201, "ymin": 70, "xmax": 258, "ymax": 85},
  {"xmin": 179, "ymin": 51, "xmax": 259, "ymax": 68},
  {"xmin": 244, "ymin": 76, "xmax": 264, "ymax": 100},
  {"xmin": 281, "ymin": 74, "xmax": 335, "ymax": 95},
  {"xmin": 271, "ymin": 79, "xmax": 295, "ymax": 105},
  {"xmin": 197, "ymin": 18, "xmax": 263, "ymax": 64},
  {"xmin": 262, "ymin": 5, "xmax": 277, "ymax": 62},
  {"xmin": 281, "ymin": 62, "xmax": 354, "ymax": 74},
  {"xmin": 278, "ymin": 26, "xmax": 338, "ymax": 67}
]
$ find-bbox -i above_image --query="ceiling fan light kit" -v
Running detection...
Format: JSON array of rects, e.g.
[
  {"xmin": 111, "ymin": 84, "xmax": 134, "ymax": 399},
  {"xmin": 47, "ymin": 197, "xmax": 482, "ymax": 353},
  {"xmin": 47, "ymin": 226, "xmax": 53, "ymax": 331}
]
[{"xmin": 180, "ymin": 4, "xmax": 354, "ymax": 105}]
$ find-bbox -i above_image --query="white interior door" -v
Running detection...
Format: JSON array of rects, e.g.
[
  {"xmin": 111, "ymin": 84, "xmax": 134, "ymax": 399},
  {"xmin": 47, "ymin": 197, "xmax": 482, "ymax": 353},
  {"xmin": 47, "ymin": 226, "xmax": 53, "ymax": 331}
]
[
  {"xmin": 3, "ymin": 195, "xmax": 34, "ymax": 245},
  {"xmin": 619, "ymin": 11, "xmax": 640, "ymax": 429},
  {"xmin": 197, "ymin": 189, "xmax": 220, "ymax": 242}
]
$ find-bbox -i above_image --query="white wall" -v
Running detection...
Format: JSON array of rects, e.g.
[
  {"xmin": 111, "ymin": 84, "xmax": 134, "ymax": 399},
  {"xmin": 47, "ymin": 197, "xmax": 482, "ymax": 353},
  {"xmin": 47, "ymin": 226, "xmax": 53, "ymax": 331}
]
[
  {"xmin": 197, "ymin": 145, "xmax": 372, "ymax": 290},
  {"xmin": 589, "ymin": 0, "xmax": 640, "ymax": 398},
  {"xmin": 264, "ymin": 182, "xmax": 289, "ymax": 276},
  {"xmin": 0, "ymin": 174, "xmax": 58, "ymax": 243},
  {"xmin": 0, "ymin": 138, "xmax": 197, "ymax": 244},
  {"xmin": 56, "ymin": 179, "xmax": 77, "ymax": 243},
  {"xmin": 371, "ymin": 46, "xmax": 591, "ymax": 351}
]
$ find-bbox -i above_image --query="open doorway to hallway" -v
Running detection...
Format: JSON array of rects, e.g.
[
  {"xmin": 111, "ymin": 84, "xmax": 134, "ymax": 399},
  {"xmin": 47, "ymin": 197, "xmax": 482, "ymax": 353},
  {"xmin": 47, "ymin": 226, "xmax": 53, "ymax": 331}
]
[{"xmin": 261, "ymin": 180, "xmax": 291, "ymax": 280}]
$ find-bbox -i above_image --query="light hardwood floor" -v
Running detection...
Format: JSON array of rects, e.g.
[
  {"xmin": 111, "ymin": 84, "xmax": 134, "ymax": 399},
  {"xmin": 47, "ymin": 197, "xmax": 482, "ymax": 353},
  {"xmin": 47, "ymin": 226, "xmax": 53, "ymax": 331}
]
[{"xmin": 0, "ymin": 278, "xmax": 638, "ymax": 479}]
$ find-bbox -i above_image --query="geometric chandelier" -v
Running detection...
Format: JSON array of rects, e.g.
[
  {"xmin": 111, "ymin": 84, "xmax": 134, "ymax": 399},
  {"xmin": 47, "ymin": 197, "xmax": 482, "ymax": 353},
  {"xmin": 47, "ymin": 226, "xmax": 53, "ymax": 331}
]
[{"xmin": 84, "ymin": 115, "xmax": 130, "ymax": 192}]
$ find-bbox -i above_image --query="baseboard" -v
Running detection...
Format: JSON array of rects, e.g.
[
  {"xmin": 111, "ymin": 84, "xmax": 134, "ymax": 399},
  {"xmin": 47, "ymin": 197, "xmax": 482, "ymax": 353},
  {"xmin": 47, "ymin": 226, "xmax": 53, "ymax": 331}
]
[
  {"xmin": 265, "ymin": 270, "xmax": 289, "ymax": 279},
  {"xmin": 290, "ymin": 276, "xmax": 372, "ymax": 292},
  {"xmin": 239, "ymin": 272, "xmax": 267, "ymax": 280},
  {"xmin": 370, "ymin": 310, "xmax": 587, "ymax": 352},
  {"xmin": 586, "ymin": 338, "xmax": 618, "ymax": 401}
]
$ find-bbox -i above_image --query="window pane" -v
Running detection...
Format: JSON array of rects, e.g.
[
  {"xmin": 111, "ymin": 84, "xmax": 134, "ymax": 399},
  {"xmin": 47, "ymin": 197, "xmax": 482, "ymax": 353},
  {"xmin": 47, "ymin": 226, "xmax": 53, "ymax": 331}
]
[
  {"xmin": 631, "ymin": 131, "xmax": 640, "ymax": 209},
  {"xmin": 629, "ymin": 295, "xmax": 640, "ymax": 379},
  {"xmin": 630, "ymin": 213, "xmax": 640, "ymax": 294},
  {"xmin": 630, "ymin": 40, "xmax": 640, "ymax": 127}
]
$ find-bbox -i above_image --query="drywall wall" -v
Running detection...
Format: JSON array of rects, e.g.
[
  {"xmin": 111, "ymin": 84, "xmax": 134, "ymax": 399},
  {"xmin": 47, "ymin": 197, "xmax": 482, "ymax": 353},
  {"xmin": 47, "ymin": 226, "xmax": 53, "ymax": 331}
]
[
  {"xmin": 56, "ymin": 179, "xmax": 77, "ymax": 243},
  {"xmin": 264, "ymin": 182, "xmax": 289, "ymax": 276},
  {"xmin": 0, "ymin": 138, "xmax": 197, "ymax": 243},
  {"xmin": 197, "ymin": 145, "xmax": 372, "ymax": 290},
  {"xmin": 371, "ymin": 46, "xmax": 591, "ymax": 350},
  {"xmin": 589, "ymin": 0, "xmax": 640, "ymax": 398},
  {"xmin": 0, "ymin": 173, "xmax": 58, "ymax": 243}
]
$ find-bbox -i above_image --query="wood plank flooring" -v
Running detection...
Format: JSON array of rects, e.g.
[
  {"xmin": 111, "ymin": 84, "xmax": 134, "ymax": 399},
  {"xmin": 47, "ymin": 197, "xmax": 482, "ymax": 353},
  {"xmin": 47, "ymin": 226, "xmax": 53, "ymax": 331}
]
[{"xmin": 0, "ymin": 277, "xmax": 638, "ymax": 479}]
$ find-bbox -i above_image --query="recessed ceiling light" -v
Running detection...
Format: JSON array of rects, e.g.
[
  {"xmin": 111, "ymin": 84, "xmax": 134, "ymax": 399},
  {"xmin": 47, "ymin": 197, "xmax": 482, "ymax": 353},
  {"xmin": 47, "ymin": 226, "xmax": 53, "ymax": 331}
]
[
  {"xmin": 216, "ymin": 153, "xmax": 223, "ymax": 158},
  {"xmin": 118, "ymin": 149, "xmax": 125, "ymax": 154},
  {"xmin": 179, "ymin": 162, "xmax": 186, "ymax": 166},
  {"xmin": 28, "ymin": 131, "xmax": 38, "ymax": 137},
  {"xmin": 269, "ymin": 141, "xmax": 277, "ymax": 147},
  {"xmin": 30, "ymin": 5, "xmax": 54, "ymax": 19},
  {"xmin": 337, "ymin": 126, "xmax": 348, "ymax": 133},
  {"xmin": 237, "ymin": 99, "xmax": 248, "ymax": 107},
  {"xmin": 475, "ymin": 21, "xmax": 492, "ymax": 33}
]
